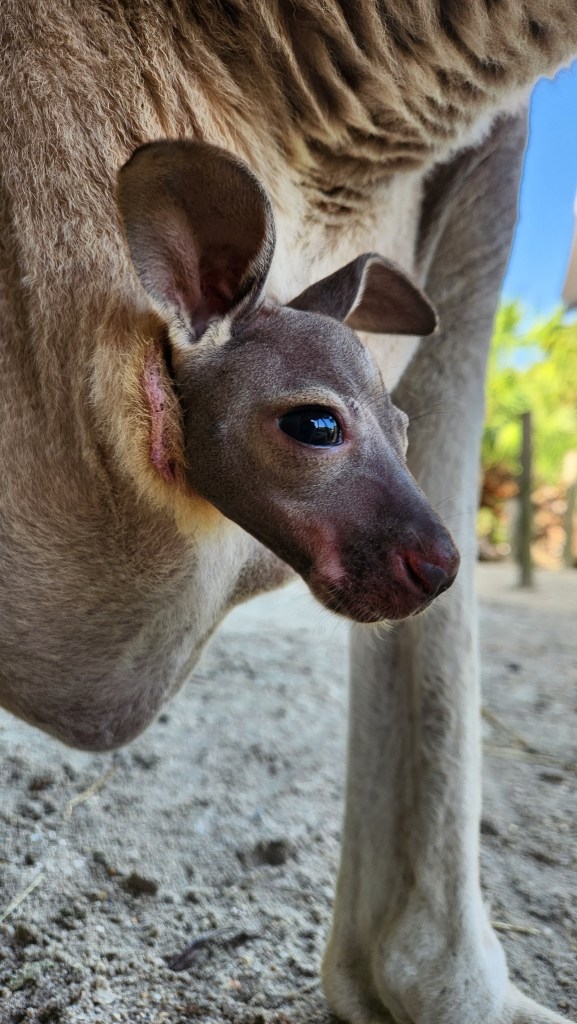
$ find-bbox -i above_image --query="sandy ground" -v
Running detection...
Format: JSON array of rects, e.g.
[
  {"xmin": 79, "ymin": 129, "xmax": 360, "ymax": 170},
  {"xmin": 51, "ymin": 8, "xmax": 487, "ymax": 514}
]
[{"xmin": 0, "ymin": 563, "xmax": 576, "ymax": 1024}]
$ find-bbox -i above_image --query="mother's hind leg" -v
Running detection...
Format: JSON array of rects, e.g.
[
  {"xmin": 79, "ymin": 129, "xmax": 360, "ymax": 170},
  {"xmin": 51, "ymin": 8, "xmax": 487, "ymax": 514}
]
[{"xmin": 323, "ymin": 110, "xmax": 573, "ymax": 1024}]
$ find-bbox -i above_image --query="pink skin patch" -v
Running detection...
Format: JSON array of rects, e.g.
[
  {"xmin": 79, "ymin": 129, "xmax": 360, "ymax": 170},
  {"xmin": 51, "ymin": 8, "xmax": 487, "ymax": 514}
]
[
  {"xmin": 307, "ymin": 522, "xmax": 347, "ymax": 589},
  {"xmin": 316, "ymin": 542, "xmax": 347, "ymax": 589},
  {"xmin": 143, "ymin": 351, "xmax": 177, "ymax": 484}
]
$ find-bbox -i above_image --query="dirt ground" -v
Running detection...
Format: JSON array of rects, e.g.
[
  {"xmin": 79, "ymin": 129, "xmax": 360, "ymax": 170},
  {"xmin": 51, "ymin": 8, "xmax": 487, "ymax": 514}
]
[{"xmin": 0, "ymin": 564, "xmax": 575, "ymax": 1024}]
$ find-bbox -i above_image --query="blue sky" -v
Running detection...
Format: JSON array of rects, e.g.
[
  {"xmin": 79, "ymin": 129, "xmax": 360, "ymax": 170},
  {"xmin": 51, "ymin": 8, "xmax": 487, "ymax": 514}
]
[{"xmin": 502, "ymin": 59, "xmax": 577, "ymax": 316}]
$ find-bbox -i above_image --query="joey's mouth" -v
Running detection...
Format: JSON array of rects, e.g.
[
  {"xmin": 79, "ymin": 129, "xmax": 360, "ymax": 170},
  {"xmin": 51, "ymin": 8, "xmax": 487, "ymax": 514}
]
[
  {"xmin": 306, "ymin": 545, "xmax": 458, "ymax": 623},
  {"xmin": 307, "ymin": 571, "xmax": 437, "ymax": 623}
]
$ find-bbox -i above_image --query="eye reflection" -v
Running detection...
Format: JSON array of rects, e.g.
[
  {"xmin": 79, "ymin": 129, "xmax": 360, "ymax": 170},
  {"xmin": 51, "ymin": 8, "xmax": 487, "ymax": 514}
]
[{"xmin": 278, "ymin": 406, "xmax": 343, "ymax": 447}]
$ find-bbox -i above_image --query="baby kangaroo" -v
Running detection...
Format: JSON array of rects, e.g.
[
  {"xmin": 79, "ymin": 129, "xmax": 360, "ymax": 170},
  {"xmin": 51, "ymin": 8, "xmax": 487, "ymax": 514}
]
[
  {"xmin": 119, "ymin": 140, "xmax": 459, "ymax": 623},
  {"xmin": 0, "ymin": 139, "xmax": 458, "ymax": 752}
]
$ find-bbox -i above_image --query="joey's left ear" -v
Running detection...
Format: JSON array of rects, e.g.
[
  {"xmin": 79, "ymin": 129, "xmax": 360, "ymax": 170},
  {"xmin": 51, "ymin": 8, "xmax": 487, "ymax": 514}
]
[
  {"xmin": 117, "ymin": 140, "xmax": 275, "ymax": 341},
  {"xmin": 288, "ymin": 252, "xmax": 438, "ymax": 336}
]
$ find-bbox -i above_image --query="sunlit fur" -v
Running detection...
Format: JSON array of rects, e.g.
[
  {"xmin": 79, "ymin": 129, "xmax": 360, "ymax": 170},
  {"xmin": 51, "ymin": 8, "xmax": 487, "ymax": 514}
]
[{"xmin": 1, "ymin": 4, "xmax": 577, "ymax": 1023}]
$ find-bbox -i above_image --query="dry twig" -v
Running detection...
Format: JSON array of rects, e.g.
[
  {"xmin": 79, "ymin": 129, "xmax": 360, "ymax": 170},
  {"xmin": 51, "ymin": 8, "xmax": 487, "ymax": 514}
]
[
  {"xmin": 484, "ymin": 744, "xmax": 576, "ymax": 773},
  {"xmin": 482, "ymin": 706, "xmax": 537, "ymax": 753},
  {"xmin": 63, "ymin": 765, "xmax": 118, "ymax": 820},
  {"xmin": 168, "ymin": 925, "xmax": 260, "ymax": 971},
  {"xmin": 482, "ymin": 706, "xmax": 577, "ymax": 774},
  {"xmin": 492, "ymin": 920, "xmax": 541, "ymax": 937},
  {"xmin": 0, "ymin": 872, "xmax": 45, "ymax": 925}
]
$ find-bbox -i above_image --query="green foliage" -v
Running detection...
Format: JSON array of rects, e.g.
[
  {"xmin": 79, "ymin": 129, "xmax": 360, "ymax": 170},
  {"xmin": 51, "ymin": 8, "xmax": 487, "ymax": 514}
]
[{"xmin": 483, "ymin": 302, "xmax": 577, "ymax": 484}]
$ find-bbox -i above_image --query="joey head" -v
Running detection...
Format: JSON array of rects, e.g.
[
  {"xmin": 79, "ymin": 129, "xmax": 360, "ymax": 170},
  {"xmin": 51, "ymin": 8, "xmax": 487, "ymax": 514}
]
[{"xmin": 119, "ymin": 140, "xmax": 459, "ymax": 622}]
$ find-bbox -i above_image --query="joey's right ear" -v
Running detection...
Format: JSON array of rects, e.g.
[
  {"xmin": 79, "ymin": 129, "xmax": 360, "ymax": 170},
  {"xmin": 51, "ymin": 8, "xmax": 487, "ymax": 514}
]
[
  {"xmin": 289, "ymin": 253, "xmax": 438, "ymax": 336},
  {"xmin": 117, "ymin": 140, "xmax": 275, "ymax": 340}
]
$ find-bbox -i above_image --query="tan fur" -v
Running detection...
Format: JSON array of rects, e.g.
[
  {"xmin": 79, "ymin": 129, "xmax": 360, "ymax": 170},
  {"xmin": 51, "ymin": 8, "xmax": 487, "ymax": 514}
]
[
  {"xmin": 3, "ymin": 2, "xmax": 577, "ymax": 514},
  {"xmin": 2, "ymin": 4, "xmax": 577, "ymax": 1022}
]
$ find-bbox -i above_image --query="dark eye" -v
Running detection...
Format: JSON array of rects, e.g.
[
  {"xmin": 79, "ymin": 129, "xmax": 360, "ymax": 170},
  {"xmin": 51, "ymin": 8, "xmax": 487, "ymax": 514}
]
[{"xmin": 278, "ymin": 406, "xmax": 343, "ymax": 447}]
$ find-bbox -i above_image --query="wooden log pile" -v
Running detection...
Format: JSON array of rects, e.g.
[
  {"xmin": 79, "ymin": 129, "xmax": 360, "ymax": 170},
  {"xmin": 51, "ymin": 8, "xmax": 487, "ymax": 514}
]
[{"xmin": 479, "ymin": 467, "xmax": 577, "ymax": 569}]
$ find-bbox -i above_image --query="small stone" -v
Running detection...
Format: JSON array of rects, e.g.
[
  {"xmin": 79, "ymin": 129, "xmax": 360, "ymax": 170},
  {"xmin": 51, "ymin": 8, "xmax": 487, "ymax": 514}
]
[
  {"xmin": 122, "ymin": 871, "xmax": 159, "ymax": 896},
  {"xmin": 93, "ymin": 985, "xmax": 116, "ymax": 1005},
  {"xmin": 13, "ymin": 922, "xmax": 38, "ymax": 947},
  {"xmin": 539, "ymin": 770, "xmax": 565, "ymax": 784},
  {"xmin": 28, "ymin": 773, "xmax": 55, "ymax": 793},
  {"xmin": 87, "ymin": 889, "xmax": 109, "ymax": 903},
  {"xmin": 37, "ymin": 1002, "xmax": 63, "ymax": 1023},
  {"xmin": 237, "ymin": 838, "xmax": 293, "ymax": 869},
  {"xmin": 529, "ymin": 847, "xmax": 561, "ymax": 867},
  {"xmin": 257, "ymin": 839, "xmax": 291, "ymax": 866},
  {"xmin": 132, "ymin": 750, "xmax": 161, "ymax": 770},
  {"xmin": 250, "ymin": 1011, "xmax": 267, "ymax": 1023},
  {"xmin": 17, "ymin": 800, "xmax": 43, "ymax": 821},
  {"xmin": 9, "ymin": 961, "xmax": 48, "ymax": 991}
]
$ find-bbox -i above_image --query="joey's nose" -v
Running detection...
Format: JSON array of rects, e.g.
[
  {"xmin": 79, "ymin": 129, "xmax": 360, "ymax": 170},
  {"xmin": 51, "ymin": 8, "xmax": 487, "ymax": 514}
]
[{"xmin": 403, "ymin": 544, "xmax": 460, "ymax": 599}]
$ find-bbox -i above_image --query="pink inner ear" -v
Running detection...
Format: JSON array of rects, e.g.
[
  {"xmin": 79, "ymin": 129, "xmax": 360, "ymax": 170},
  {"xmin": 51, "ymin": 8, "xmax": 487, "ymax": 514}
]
[
  {"xmin": 186, "ymin": 263, "xmax": 242, "ymax": 334},
  {"xmin": 200, "ymin": 270, "xmax": 236, "ymax": 314},
  {"xmin": 119, "ymin": 141, "xmax": 276, "ymax": 341}
]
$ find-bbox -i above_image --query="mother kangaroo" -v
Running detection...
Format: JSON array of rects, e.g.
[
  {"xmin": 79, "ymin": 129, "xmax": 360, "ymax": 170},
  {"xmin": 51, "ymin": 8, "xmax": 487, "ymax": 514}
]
[{"xmin": 1, "ymin": 3, "xmax": 576, "ymax": 1022}]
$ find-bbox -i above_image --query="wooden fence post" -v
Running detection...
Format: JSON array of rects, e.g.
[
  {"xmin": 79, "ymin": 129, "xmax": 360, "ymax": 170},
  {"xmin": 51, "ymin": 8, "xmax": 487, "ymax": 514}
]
[
  {"xmin": 562, "ymin": 451, "xmax": 577, "ymax": 568},
  {"xmin": 518, "ymin": 411, "xmax": 533, "ymax": 588},
  {"xmin": 564, "ymin": 485, "xmax": 576, "ymax": 567}
]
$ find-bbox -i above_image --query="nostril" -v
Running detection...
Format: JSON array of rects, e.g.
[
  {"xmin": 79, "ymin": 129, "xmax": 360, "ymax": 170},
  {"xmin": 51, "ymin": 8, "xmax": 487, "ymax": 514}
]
[{"xmin": 403, "ymin": 550, "xmax": 458, "ymax": 598}]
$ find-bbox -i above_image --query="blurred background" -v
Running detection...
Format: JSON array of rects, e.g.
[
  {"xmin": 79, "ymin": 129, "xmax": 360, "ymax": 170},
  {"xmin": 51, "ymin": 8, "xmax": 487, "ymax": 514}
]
[{"xmin": 480, "ymin": 58, "xmax": 577, "ymax": 579}]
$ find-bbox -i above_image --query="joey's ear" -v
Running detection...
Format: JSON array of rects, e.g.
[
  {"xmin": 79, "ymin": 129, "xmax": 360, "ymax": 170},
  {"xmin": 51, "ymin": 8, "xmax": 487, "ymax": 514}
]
[
  {"xmin": 288, "ymin": 253, "xmax": 438, "ymax": 336},
  {"xmin": 117, "ymin": 140, "xmax": 275, "ymax": 339}
]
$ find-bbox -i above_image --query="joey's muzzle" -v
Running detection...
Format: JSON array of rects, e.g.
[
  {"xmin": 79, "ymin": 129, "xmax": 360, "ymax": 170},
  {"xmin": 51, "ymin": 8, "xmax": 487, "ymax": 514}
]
[{"xmin": 307, "ymin": 467, "xmax": 460, "ymax": 623}]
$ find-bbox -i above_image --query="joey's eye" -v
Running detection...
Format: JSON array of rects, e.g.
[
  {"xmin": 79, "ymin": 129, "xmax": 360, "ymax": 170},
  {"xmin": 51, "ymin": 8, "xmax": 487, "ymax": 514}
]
[{"xmin": 278, "ymin": 406, "xmax": 343, "ymax": 447}]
